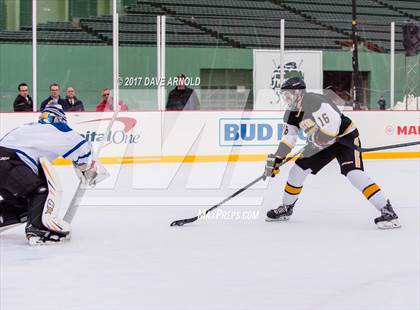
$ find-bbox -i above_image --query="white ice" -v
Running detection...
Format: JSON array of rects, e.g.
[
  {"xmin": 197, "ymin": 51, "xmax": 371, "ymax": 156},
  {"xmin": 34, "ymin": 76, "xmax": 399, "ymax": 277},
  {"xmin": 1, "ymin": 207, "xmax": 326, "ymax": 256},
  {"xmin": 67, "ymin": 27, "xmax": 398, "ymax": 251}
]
[{"xmin": 1, "ymin": 159, "xmax": 419, "ymax": 310}]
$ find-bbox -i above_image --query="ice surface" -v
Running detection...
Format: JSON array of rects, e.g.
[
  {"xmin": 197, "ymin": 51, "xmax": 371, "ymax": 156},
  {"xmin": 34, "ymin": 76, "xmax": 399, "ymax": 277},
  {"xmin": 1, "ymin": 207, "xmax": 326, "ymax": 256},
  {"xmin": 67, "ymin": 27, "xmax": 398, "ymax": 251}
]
[{"xmin": 1, "ymin": 159, "xmax": 419, "ymax": 310}]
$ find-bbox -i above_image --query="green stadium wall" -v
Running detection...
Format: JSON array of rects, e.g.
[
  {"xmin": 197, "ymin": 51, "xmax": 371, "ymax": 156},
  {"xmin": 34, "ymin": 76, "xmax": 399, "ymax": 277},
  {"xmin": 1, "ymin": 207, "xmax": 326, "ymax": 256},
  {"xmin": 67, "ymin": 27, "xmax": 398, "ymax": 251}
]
[{"xmin": 0, "ymin": 44, "xmax": 411, "ymax": 111}]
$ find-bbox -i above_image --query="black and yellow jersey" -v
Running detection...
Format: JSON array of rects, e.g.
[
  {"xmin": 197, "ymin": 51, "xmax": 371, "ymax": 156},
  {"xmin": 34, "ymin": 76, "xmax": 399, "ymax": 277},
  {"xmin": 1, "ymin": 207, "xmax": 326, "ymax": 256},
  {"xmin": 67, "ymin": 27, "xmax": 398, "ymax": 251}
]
[{"xmin": 276, "ymin": 92, "xmax": 355, "ymax": 157}]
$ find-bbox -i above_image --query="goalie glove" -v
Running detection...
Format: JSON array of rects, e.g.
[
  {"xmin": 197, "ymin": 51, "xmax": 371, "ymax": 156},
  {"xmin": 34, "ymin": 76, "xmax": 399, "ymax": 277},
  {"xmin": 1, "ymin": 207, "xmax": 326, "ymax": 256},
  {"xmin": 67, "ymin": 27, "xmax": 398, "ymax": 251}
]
[
  {"xmin": 73, "ymin": 162, "xmax": 99, "ymax": 187},
  {"xmin": 263, "ymin": 154, "xmax": 282, "ymax": 180}
]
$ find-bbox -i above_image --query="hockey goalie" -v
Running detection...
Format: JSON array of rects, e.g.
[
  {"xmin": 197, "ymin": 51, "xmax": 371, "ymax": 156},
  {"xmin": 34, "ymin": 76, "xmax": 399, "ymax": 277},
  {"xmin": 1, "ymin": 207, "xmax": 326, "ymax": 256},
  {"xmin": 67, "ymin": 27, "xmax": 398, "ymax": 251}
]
[{"xmin": 0, "ymin": 104, "xmax": 104, "ymax": 245}]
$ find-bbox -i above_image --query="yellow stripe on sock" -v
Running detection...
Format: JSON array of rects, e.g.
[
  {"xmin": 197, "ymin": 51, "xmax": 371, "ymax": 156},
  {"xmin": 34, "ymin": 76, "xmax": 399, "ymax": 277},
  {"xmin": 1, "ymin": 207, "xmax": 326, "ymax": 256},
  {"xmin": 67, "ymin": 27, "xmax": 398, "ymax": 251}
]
[
  {"xmin": 363, "ymin": 183, "xmax": 380, "ymax": 200},
  {"xmin": 284, "ymin": 183, "xmax": 302, "ymax": 195}
]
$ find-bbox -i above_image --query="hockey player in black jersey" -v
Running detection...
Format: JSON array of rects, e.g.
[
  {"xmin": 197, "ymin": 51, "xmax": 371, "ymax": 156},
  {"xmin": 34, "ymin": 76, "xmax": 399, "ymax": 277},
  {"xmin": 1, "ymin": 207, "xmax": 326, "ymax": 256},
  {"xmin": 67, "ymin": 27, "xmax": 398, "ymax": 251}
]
[{"xmin": 264, "ymin": 77, "xmax": 400, "ymax": 229}]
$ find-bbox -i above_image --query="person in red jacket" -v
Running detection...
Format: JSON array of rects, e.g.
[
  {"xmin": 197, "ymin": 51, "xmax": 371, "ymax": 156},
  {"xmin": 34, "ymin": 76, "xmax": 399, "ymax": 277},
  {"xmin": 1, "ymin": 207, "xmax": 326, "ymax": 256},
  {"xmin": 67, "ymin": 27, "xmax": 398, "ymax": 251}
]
[{"xmin": 95, "ymin": 88, "xmax": 128, "ymax": 112}]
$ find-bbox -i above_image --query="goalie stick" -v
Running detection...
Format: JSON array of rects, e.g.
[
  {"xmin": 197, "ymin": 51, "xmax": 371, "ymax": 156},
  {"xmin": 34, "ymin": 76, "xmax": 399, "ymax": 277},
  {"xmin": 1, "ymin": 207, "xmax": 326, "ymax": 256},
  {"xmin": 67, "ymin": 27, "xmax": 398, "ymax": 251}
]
[{"xmin": 63, "ymin": 107, "xmax": 120, "ymax": 223}]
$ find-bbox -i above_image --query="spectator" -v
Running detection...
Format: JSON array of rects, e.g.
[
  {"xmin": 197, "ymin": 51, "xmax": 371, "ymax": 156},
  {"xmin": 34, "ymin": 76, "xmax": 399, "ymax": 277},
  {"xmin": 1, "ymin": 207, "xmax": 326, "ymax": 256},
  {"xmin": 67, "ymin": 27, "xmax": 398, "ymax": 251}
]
[
  {"xmin": 377, "ymin": 96, "xmax": 386, "ymax": 110},
  {"xmin": 40, "ymin": 83, "xmax": 67, "ymax": 111},
  {"xmin": 95, "ymin": 88, "xmax": 128, "ymax": 112},
  {"xmin": 13, "ymin": 83, "xmax": 33, "ymax": 112},
  {"xmin": 166, "ymin": 74, "xmax": 200, "ymax": 110},
  {"xmin": 64, "ymin": 87, "xmax": 85, "ymax": 112},
  {"xmin": 353, "ymin": 101, "xmax": 361, "ymax": 111}
]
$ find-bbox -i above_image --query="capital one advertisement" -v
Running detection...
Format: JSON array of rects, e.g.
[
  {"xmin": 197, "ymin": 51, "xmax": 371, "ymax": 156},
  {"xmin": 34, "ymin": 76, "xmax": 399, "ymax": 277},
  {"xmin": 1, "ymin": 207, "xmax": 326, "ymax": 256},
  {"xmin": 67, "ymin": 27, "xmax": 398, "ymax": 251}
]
[
  {"xmin": 253, "ymin": 49, "xmax": 323, "ymax": 110},
  {"xmin": 0, "ymin": 112, "xmax": 159, "ymax": 160}
]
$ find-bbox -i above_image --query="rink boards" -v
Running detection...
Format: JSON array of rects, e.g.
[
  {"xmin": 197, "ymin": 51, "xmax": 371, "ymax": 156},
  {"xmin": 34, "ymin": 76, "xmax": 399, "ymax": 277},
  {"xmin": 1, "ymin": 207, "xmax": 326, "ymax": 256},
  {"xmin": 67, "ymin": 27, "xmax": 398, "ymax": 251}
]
[{"xmin": 0, "ymin": 110, "xmax": 418, "ymax": 165}]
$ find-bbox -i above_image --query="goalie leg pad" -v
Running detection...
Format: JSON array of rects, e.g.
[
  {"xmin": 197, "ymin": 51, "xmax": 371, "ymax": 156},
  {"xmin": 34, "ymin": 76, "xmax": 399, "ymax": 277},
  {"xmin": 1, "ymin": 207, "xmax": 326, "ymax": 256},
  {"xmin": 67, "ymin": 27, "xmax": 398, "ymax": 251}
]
[
  {"xmin": 38, "ymin": 158, "xmax": 71, "ymax": 234},
  {"xmin": 26, "ymin": 184, "xmax": 71, "ymax": 240},
  {"xmin": 41, "ymin": 188, "xmax": 71, "ymax": 233}
]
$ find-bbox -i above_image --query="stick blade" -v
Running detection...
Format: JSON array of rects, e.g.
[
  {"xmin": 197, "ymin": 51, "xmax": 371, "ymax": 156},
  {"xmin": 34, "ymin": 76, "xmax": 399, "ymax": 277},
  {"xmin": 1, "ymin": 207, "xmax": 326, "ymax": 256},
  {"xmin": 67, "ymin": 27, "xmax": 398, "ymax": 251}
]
[{"xmin": 170, "ymin": 216, "xmax": 199, "ymax": 227}]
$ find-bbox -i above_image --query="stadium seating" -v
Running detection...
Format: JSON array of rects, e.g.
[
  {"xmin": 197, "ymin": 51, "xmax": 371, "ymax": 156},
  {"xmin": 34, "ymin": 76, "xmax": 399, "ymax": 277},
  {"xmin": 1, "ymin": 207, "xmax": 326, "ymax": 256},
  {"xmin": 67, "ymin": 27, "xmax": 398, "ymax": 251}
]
[
  {"xmin": 0, "ymin": 32, "xmax": 104, "ymax": 45},
  {"xmin": 126, "ymin": 0, "xmax": 347, "ymax": 49},
  {"xmin": 377, "ymin": 0, "xmax": 419, "ymax": 19},
  {"xmin": 20, "ymin": 21, "xmax": 83, "ymax": 32},
  {"xmin": 0, "ymin": 0, "xmax": 416, "ymax": 50},
  {"xmin": 279, "ymin": 0, "xmax": 416, "ymax": 51}
]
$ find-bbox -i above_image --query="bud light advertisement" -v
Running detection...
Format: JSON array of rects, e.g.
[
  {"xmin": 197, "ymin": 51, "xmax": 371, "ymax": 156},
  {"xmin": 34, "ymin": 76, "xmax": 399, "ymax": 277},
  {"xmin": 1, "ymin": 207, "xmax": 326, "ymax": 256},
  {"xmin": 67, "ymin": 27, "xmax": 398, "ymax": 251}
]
[{"xmin": 219, "ymin": 118, "xmax": 306, "ymax": 146}]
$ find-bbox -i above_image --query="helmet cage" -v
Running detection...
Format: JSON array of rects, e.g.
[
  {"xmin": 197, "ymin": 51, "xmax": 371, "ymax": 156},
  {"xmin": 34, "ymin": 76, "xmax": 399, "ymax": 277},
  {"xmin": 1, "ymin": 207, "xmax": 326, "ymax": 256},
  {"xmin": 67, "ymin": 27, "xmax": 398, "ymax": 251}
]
[
  {"xmin": 39, "ymin": 112, "xmax": 67, "ymax": 124},
  {"xmin": 39, "ymin": 105, "xmax": 67, "ymax": 124},
  {"xmin": 281, "ymin": 89, "xmax": 304, "ymax": 110}
]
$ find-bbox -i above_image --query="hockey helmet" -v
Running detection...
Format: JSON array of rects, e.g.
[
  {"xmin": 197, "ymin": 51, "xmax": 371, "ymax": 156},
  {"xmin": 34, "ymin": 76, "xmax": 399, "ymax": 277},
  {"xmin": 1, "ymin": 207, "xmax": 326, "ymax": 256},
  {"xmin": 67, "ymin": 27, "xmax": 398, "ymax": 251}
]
[
  {"xmin": 39, "ymin": 104, "xmax": 67, "ymax": 124},
  {"xmin": 280, "ymin": 77, "xmax": 306, "ymax": 110},
  {"xmin": 280, "ymin": 77, "xmax": 306, "ymax": 90}
]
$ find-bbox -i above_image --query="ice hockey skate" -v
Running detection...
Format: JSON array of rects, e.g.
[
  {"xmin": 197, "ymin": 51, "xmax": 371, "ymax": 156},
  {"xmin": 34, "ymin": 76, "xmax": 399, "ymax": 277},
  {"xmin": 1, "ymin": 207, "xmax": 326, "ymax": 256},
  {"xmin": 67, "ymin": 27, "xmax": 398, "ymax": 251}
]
[
  {"xmin": 266, "ymin": 203, "xmax": 295, "ymax": 222},
  {"xmin": 25, "ymin": 224, "xmax": 71, "ymax": 246},
  {"xmin": 374, "ymin": 200, "xmax": 401, "ymax": 230}
]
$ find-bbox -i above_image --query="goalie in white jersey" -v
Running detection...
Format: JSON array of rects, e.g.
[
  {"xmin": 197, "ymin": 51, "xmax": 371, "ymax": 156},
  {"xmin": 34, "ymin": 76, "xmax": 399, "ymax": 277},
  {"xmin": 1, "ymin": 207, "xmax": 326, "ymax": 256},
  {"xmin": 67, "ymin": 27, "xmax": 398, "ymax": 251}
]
[
  {"xmin": 264, "ymin": 77, "xmax": 400, "ymax": 229},
  {"xmin": 0, "ymin": 105, "xmax": 98, "ymax": 244}
]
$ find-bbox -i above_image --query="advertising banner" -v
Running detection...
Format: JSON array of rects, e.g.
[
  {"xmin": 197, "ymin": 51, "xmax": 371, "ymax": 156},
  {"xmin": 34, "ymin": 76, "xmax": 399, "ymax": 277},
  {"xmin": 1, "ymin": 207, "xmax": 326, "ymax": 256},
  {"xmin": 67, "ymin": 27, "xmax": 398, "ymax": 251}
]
[{"xmin": 0, "ymin": 111, "xmax": 418, "ymax": 165}]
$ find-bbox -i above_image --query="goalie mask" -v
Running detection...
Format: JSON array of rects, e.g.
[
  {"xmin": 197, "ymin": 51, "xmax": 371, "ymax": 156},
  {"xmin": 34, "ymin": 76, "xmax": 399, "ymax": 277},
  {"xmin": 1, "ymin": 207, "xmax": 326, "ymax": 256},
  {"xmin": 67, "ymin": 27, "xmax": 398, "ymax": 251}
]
[
  {"xmin": 281, "ymin": 77, "xmax": 306, "ymax": 110},
  {"xmin": 39, "ymin": 104, "xmax": 67, "ymax": 124}
]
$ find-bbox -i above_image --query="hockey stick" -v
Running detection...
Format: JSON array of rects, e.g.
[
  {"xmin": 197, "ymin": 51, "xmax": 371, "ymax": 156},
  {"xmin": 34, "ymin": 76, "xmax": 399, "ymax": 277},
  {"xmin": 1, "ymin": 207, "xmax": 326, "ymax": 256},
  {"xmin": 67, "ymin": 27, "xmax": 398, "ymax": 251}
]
[
  {"xmin": 170, "ymin": 149, "xmax": 303, "ymax": 227},
  {"xmin": 170, "ymin": 138, "xmax": 419, "ymax": 227},
  {"xmin": 338, "ymin": 140, "xmax": 420, "ymax": 153},
  {"xmin": 63, "ymin": 107, "xmax": 120, "ymax": 223},
  {"xmin": 169, "ymin": 138, "xmax": 420, "ymax": 227}
]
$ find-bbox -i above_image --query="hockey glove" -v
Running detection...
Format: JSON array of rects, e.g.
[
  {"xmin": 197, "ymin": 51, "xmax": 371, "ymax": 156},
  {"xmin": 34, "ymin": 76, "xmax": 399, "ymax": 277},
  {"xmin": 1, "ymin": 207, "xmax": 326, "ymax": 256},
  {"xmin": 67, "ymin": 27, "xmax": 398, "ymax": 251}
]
[
  {"xmin": 263, "ymin": 154, "xmax": 282, "ymax": 180},
  {"xmin": 307, "ymin": 126, "xmax": 335, "ymax": 149},
  {"xmin": 73, "ymin": 162, "xmax": 99, "ymax": 187},
  {"xmin": 83, "ymin": 166, "xmax": 98, "ymax": 187}
]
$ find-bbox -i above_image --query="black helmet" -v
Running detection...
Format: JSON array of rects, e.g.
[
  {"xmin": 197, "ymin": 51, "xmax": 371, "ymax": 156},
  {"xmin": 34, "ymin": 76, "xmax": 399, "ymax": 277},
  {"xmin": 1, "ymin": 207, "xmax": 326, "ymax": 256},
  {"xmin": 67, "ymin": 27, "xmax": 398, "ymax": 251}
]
[{"xmin": 280, "ymin": 77, "xmax": 306, "ymax": 90}]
